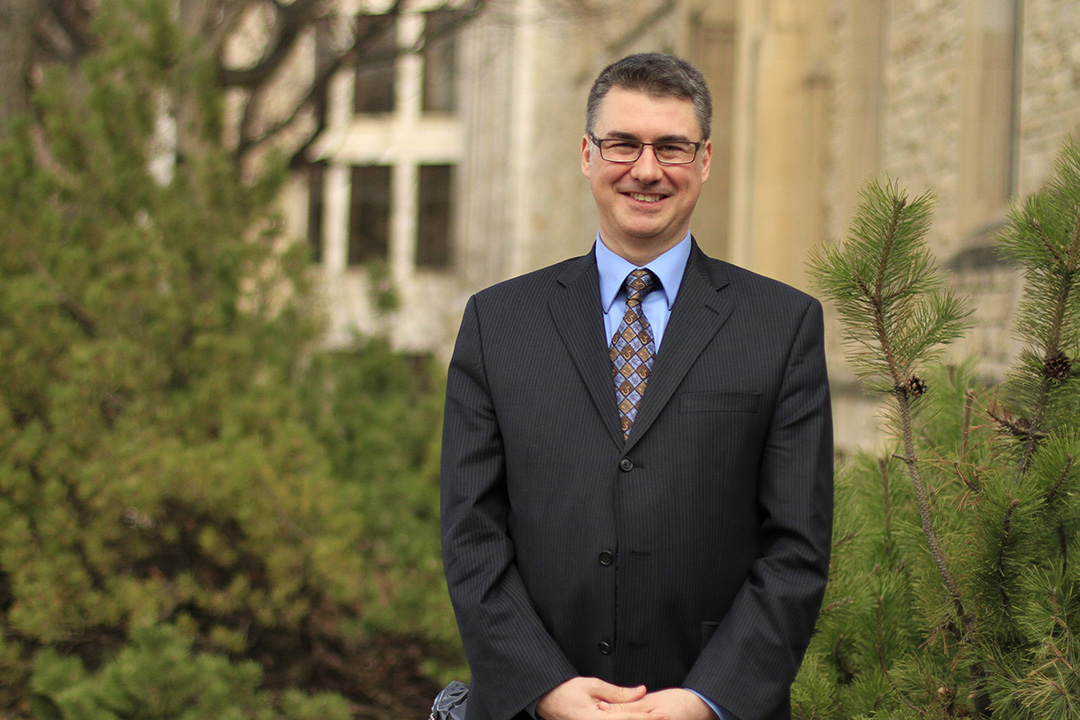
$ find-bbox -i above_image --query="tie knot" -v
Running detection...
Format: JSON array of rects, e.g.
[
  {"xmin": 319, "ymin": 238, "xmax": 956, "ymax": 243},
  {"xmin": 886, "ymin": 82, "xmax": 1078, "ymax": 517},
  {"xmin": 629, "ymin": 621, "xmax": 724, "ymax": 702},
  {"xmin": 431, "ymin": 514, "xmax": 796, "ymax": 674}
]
[{"xmin": 624, "ymin": 268, "xmax": 657, "ymax": 306}]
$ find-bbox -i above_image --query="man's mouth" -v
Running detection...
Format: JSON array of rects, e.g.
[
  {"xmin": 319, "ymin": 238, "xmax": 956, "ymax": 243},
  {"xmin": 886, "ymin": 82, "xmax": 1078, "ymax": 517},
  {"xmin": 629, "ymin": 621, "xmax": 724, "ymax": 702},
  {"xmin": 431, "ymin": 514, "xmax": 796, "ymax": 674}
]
[{"xmin": 627, "ymin": 192, "xmax": 665, "ymax": 203}]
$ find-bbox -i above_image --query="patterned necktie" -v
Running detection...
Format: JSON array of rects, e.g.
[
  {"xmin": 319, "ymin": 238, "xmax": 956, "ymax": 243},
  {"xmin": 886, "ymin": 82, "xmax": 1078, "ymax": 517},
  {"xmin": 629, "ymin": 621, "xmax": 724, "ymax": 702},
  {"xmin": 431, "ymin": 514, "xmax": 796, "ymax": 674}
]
[{"xmin": 610, "ymin": 268, "xmax": 658, "ymax": 439}]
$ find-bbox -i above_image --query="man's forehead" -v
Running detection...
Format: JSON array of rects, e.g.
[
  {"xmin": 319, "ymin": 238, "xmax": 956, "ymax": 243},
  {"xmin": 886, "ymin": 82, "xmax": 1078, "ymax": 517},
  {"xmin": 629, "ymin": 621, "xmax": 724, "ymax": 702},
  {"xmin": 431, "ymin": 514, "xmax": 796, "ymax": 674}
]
[
  {"xmin": 593, "ymin": 88, "xmax": 700, "ymax": 135},
  {"xmin": 598, "ymin": 86, "xmax": 694, "ymax": 108}
]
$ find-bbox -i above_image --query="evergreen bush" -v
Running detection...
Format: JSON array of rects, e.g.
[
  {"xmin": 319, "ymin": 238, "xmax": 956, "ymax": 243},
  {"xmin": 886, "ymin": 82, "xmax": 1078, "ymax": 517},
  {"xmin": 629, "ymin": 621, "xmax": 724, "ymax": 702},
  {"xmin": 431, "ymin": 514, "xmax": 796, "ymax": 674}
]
[
  {"xmin": 794, "ymin": 140, "xmax": 1080, "ymax": 719},
  {"xmin": 29, "ymin": 624, "xmax": 351, "ymax": 720},
  {"xmin": 0, "ymin": 0, "xmax": 457, "ymax": 716}
]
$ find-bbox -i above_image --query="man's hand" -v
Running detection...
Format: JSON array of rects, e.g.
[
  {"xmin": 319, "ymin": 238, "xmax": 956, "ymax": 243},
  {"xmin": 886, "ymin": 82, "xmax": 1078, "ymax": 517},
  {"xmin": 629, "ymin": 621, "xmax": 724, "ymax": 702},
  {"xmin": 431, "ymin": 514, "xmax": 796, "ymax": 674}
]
[
  {"xmin": 536, "ymin": 677, "xmax": 650, "ymax": 720},
  {"xmin": 597, "ymin": 688, "xmax": 718, "ymax": 720}
]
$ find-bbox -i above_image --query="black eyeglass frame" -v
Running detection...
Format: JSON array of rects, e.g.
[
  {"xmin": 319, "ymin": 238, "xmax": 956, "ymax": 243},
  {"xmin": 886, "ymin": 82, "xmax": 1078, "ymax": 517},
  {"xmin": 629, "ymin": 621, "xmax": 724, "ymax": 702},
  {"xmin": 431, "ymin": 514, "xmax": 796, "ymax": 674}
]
[{"xmin": 588, "ymin": 134, "xmax": 704, "ymax": 165}]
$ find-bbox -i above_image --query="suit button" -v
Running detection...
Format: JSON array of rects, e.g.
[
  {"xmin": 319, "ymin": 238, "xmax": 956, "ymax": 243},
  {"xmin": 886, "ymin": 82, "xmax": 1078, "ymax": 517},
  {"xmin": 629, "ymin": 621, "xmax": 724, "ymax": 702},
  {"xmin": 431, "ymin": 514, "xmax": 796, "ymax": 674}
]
[
  {"xmin": 598, "ymin": 551, "xmax": 614, "ymax": 566},
  {"xmin": 598, "ymin": 640, "xmax": 613, "ymax": 655},
  {"xmin": 619, "ymin": 458, "xmax": 633, "ymax": 471}
]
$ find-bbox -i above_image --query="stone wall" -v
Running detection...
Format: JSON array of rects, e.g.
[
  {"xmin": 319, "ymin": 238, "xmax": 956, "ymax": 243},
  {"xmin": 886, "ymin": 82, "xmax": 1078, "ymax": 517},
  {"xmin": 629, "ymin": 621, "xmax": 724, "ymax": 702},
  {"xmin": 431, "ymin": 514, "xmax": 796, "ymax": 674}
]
[
  {"xmin": 810, "ymin": 0, "xmax": 1080, "ymax": 451},
  {"xmin": 1017, "ymin": 1, "xmax": 1080, "ymax": 195}
]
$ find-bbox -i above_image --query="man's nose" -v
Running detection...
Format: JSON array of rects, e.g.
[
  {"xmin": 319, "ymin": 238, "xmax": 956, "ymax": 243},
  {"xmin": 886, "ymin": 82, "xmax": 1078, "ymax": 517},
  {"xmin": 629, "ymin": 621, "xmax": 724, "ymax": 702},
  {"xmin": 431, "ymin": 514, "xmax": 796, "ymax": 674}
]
[{"xmin": 630, "ymin": 146, "xmax": 664, "ymax": 182}]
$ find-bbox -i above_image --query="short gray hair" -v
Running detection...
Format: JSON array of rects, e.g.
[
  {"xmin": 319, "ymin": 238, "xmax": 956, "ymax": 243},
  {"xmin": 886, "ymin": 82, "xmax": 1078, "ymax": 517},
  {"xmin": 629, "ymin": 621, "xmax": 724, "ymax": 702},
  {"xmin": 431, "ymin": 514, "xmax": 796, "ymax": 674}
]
[{"xmin": 585, "ymin": 53, "xmax": 712, "ymax": 140}]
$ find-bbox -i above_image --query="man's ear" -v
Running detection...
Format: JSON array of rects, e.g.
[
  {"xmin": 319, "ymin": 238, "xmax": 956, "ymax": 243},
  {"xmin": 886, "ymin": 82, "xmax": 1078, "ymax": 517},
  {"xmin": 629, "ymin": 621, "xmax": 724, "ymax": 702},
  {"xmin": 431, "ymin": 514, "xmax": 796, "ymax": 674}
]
[
  {"xmin": 699, "ymin": 139, "xmax": 713, "ymax": 182},
  {"xmin": 581, "ymin": 135, "xmax": 593, "ymax": 178}
]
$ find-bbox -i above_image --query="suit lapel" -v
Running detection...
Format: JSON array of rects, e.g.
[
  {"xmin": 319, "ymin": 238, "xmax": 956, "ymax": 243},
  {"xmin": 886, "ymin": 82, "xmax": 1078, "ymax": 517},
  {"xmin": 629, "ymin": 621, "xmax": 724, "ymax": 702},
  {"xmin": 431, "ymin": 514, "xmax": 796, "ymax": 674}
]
[
  {"xmin": 623, "ymin": 243, "xmax": 734, "ymax": 453},
  {"xmin": 548, "ymin": 252, "xmax": 626, "ymax": 447}
]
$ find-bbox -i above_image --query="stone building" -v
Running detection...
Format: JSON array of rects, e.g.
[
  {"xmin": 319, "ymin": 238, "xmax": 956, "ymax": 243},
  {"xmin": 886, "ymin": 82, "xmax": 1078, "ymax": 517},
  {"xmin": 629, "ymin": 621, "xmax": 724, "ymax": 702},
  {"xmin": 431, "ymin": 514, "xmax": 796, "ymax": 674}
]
[{"xmin": 289, "ymin": 0, "xmax": 1080, "ymax": 451}]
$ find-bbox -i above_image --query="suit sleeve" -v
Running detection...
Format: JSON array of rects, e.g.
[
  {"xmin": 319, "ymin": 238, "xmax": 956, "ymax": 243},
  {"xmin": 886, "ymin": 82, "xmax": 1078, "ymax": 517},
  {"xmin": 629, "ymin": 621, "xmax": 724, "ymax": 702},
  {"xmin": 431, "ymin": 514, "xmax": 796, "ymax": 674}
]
[
  {"xmin": 684, "ymin": 298, "xmax": 833, "ymax": 720},
  {"xmin": 440, "ymin": 296, "xmax": 578, "ymax": 720}
]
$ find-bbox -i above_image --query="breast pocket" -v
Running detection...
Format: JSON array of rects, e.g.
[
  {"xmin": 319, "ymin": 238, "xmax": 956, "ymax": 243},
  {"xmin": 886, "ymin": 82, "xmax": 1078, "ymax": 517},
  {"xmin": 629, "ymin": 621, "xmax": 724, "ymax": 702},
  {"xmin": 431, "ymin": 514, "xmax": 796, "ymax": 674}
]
[
  {"xmin": 701, "ymin": 621, "xmax": 721, "ymax": 650},
  {"xmin": 679, "ymin": 391, "xmax": 760, "ymax": 414}
]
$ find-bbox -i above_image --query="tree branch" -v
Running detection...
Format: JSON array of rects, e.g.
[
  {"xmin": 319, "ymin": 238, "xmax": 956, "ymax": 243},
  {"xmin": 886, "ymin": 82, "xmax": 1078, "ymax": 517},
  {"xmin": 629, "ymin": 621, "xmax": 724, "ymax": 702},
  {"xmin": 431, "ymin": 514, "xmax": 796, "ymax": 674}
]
[
  {"xmin": 218, "ymin": 0, "xmax": 324, "ymax": 88},
  {"xmin": 0, "ymin": 0, "xmax": 50, "ymax": 134},
  {"xmin": 234, "ymin": 0, "xmax": 409, "ymax": 164}
]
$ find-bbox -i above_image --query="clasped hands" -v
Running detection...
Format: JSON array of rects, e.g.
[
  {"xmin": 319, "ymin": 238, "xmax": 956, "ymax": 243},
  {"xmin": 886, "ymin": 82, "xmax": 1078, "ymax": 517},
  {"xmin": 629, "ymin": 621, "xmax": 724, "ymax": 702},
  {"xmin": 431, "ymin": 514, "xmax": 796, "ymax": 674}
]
[{"xmin": 535, "ymin": 677, "xmax": 717, "ymax": 720}]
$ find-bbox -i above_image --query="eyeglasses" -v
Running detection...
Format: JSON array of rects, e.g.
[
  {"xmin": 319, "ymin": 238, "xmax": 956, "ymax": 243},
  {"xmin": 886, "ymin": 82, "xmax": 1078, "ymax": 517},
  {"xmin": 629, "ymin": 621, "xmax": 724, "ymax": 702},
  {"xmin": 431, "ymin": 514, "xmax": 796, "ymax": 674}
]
[{"xmin": 589, "ymin": 135, "xmax": 703, "ymax": 165}]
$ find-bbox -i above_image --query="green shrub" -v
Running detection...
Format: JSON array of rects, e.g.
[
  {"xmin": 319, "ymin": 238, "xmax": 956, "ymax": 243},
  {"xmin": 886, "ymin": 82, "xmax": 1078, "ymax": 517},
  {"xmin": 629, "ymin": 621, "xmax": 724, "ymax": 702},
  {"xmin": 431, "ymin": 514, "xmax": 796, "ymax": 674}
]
[
  {"xmin": 0, "ymin": 0, "xmax": 457, "ymax": 716},
  {"xmin": 29, "ymin": 624, "xmax": 351, "ymax": 720},
  {"xmin": 796, "ymin": 143, "xmax": 1080, "ymax": 718}
]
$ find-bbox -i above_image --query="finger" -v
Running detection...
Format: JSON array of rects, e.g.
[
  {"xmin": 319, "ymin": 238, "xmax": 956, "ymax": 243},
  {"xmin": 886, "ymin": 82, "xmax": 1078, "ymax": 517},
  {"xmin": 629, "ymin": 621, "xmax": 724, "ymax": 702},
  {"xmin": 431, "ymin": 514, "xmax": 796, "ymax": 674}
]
[
  {"xmin": 596, "ymin": 702, "xmax": 664, "ymax": 720},
  {"xmin": 591, "ymin": 681, "xmax": 647, "ymax": 704}
]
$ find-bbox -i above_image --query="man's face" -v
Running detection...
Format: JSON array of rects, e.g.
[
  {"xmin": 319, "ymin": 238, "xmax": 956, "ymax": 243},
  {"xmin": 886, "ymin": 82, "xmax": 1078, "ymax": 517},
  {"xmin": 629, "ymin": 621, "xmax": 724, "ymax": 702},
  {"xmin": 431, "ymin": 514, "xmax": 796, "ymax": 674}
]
[{"xmin": 582, "ymin": 86, "xmax": 712, "ymax": 263}]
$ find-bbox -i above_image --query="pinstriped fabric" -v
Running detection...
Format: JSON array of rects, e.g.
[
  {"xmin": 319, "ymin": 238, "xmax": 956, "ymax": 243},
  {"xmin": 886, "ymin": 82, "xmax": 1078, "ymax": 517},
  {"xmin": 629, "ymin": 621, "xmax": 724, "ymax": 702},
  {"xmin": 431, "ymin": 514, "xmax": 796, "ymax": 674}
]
[
  {"xmin": 440, "ymin": 240, "xmax": 834, "ymax": 720},
  {"xmin": 621, "ymin": 251, "xmax": 731, "ymax": 455}
]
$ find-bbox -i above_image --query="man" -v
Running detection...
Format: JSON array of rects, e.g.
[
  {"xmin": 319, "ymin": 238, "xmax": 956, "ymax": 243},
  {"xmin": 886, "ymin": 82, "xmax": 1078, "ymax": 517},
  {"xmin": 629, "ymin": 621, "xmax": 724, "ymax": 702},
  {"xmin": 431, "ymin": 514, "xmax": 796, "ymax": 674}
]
[{"xmin": 440, "ymin": 53, "xmax": 833, "ymax": 720}]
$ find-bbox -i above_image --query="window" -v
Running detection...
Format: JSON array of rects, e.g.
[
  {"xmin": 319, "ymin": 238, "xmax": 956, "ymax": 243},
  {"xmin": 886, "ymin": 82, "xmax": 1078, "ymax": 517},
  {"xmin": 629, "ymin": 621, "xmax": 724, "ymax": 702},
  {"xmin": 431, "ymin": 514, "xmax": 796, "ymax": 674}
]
[
  {"xmin": 416, "ymin": 165, "xmax": 453, "ymax": 268},
  {"xmin": 422, "ymin": 9, "xmax": 462, "ymax": 113},
  {"xmin": 306, "ymin": 161, "xmax": 326, "ymax": 262},
  {"xmin": 312, "ymin": 18, "xmax": 334, "ymax": 124},
  {"xmin": 307, "ymin": 9, "xmax": 461, "ymax": 272},
  {"xmin": 348, "ymin": 165, "xmax": 391, "ymax": 265},
  {"xmin": 354, "ymin": 14, "xmax": 396, "ymax": 114}
]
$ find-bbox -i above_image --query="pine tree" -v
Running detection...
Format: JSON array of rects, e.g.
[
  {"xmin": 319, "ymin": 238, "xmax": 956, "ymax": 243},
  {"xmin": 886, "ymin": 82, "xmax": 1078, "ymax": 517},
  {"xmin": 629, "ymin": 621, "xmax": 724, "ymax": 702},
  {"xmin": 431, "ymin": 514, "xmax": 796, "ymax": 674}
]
[{"xmin": 793, "ymin": 143, "xmax": 1080, "ymax": 719}]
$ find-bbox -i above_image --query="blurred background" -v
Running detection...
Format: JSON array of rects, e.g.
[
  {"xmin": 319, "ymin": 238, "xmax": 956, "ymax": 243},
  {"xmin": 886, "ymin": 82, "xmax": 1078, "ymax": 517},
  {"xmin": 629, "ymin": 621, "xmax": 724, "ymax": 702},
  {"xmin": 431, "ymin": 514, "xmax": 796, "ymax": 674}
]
[{"xmin": 1, "ymin": 0, "xmax": 1080, "ymax": 718}]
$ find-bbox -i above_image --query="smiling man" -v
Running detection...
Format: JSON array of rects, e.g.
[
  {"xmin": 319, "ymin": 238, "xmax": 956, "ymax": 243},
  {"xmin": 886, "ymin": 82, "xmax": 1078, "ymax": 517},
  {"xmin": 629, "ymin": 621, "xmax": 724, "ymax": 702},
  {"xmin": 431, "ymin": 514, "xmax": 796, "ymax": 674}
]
[
  {"xmin": 582, "ymin": 84, "xmax": 710, "ymax": 265},
  {"xmin": 441, "ymin": 53, "xmax": 833, "ymax": 720}
]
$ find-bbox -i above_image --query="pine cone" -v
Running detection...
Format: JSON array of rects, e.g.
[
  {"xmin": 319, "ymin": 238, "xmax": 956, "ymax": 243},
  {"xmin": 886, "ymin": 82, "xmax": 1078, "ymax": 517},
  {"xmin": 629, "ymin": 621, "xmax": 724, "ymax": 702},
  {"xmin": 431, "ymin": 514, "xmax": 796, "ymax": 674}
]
[
  {"xmin": 894, "ymin": 375, "xmax": 926, "ymax": 398},
  {"xmin": 1044, "ymin": 350, "xmax": 1072, "ymax": 381},
  {"xmin": 905, "ymin": 375, "xmax": 927, "ymax": 397}
]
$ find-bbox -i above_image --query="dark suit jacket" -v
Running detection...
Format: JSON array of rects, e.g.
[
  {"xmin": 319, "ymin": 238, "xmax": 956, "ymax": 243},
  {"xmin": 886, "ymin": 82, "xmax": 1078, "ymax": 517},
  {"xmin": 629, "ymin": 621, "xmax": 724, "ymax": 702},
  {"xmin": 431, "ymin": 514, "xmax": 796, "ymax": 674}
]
[{"xmin": 440, "ymin": 240, "xmax": 833, "ymax": 720}]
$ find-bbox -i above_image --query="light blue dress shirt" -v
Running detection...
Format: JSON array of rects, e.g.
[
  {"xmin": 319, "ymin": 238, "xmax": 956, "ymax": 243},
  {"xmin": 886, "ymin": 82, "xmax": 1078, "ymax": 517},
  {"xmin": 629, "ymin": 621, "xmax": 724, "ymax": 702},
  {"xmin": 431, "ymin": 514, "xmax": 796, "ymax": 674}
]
[
  {"xmin": 595, "ymin": 232, "xmax": 691, "ymax": 352},
  {"xmin": 594, "ymin": 232, "xmax": 732, "ymax": 720}
]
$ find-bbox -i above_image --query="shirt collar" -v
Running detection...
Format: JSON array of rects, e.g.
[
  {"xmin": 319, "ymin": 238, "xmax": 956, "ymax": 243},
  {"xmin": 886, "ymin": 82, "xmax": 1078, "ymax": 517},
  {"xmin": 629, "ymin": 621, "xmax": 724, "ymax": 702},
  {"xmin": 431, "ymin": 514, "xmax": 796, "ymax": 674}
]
[{"xmin": 595, "ymin": 232, "xmax": 692, "ymax": 315}]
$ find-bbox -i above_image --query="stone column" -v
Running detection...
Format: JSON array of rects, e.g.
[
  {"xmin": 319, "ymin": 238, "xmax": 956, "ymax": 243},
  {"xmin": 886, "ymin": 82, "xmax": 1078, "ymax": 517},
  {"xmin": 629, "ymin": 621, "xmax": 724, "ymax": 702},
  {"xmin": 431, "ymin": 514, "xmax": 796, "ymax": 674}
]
[
  {"xmin": 729, "ymin": 0, "xmax": 831, "ymax": 291},
  {"xmin": 957, "ymin": 0, "xmax": 1019, "ymax": 235}
]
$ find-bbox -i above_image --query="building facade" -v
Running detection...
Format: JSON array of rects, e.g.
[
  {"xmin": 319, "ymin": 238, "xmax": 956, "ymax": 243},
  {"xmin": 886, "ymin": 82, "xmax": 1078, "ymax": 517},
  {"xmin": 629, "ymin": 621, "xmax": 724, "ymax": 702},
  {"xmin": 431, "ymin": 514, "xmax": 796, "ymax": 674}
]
[{"xmin": 290, "ymin": 0, "xmax": 1080, "ymax": 451}]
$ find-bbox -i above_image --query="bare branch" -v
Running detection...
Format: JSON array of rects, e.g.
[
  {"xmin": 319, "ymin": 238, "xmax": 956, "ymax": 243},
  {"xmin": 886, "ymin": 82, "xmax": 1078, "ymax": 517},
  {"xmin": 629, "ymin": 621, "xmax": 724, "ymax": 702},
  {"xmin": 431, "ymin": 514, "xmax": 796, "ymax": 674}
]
[
  {"xmin": 234, "ymin": 14, "xmax": 394, "ymax": 162},
  {"xmin": 233, "ymin": 0, "xmax": 408, "ymax": 162},
  {"xmin": 0, "ymin": 0, "xmax": 50, "ymax": 132},
  {"xmin": 238, "ymin": 0, "xmax": 488, "ymax": 166},
  {"xmin": 218, "ymin": 0, "xmax": 325, "ymax": 88},
  {"xmin": 10, "ymin": 0, "xmax": 490, "ymax": 170},
  {"xmin": 47, "ymin": 0, "xmax": 97, "ymax": 56},
  {"xmin": 206, "ymin": 0, "xmax": 260, "ymax": 57}
]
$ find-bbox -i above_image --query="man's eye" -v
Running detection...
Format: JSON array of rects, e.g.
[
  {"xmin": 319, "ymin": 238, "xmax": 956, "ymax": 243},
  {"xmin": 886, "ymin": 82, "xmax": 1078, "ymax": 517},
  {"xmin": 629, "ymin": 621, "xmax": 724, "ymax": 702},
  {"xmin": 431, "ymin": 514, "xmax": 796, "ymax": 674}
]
[{"xmin": 609, "ymin": 141, "xmax": 639, "ymax": 149}]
